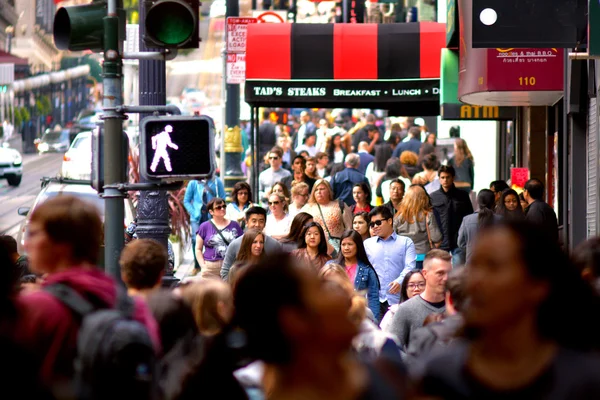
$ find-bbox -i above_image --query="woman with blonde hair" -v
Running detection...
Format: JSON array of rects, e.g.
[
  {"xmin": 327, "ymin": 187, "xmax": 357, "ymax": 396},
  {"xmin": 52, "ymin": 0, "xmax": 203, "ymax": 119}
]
[
  {"xmin": 448, "ymin": 138, "xmax": 475, "ymax": 194},
  {"xmin": 179, "ymin": 279, "xmax": 234, "ymax": 336},
  {"xmin": 301, "ymin": 179, "xmax": 353, "ymax": 255},
  {"xmin": 394, "ymin": 185, "xmax": 442, "ymax": 269},
  {"xmin": 264, "ymin": 193, "xmax": 292, "ymax": 241}
]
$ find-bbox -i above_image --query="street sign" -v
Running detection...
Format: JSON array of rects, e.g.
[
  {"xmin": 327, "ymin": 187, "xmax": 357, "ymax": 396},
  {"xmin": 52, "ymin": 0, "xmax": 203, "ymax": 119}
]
[
  {"xmin": 252, "ymin": 10, "xmax": 286, "ymax": 23},
  {"xmin": 226, "ymin": 53, "xmax": 246, "ymax": 84},
  {"xmin": 227, "ymin": 17, "xmax": 257, "ymax": 53},
  {"xmin": 140, "ymin": 116, "xmax": 216, "ymax": 180}
]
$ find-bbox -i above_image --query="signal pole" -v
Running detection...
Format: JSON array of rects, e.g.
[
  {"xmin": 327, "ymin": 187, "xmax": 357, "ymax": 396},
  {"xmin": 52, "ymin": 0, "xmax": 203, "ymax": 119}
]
[
  {"xmin": 103, "ymin": 0, "xmax": 127, "ymax": 278},
  {"xmin": 135, "ymin": 0, "xmax": 176, "ymax": 285}
]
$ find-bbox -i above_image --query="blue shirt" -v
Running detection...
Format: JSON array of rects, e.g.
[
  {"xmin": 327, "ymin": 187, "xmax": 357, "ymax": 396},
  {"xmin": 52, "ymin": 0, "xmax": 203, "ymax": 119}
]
[
  {"xmin": 363, "ymin": 232, "xmax": 416, "ymax": 305},
  {"xmin": 330, "ymin": 167, "xmax": 369, "ymax": 206},
  {"xmin": 183, "ymin": 178, "xmax": 226, "ymax": 222},
  {"xmin": 392, "ymin": 138, "xmax": 422, "ymax": 158}
]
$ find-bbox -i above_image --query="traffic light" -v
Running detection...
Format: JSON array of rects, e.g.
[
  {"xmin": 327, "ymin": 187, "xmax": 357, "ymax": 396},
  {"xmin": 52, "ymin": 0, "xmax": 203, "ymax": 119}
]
[
  {"xmin": 53, "ymin": 1, "xmax": 126, "ymax": 52},
  {"xmin": 139, "ymin": 116, "xmax": 215, "ymax": 180},
  {"xmin": 144, "ymin": 0, "xmax": 199, "ymax": 49},
  {"xmin": 91, "ymin": 125, "xmax": 129, "ymax": 193}
]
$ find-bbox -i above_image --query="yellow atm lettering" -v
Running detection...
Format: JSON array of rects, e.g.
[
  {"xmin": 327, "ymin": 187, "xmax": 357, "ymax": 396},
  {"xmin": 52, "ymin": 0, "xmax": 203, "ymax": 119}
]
[{"xmin": 460, "ymin": 105, "xmax": 499, "ymax": 119}]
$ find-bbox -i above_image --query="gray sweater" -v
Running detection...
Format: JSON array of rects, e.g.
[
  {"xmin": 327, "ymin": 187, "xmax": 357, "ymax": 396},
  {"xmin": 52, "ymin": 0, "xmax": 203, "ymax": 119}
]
[
  {"xmin": 220, "ymin": 234, "xmax": 282, "ymax": 280},
  {"xmin": 384, "ymin": 295, "xmax": 445, "ymax": 351}
]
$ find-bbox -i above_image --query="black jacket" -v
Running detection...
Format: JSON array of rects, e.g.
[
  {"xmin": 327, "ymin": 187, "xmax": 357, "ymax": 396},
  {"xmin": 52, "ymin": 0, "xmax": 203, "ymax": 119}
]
[
  {"xmin": 525, "ymin": 200, "xmax": 559, "ymax": 240},
  {"xmin": 430, "ymin": 185, "xmax": 473, "ymax": 250}
]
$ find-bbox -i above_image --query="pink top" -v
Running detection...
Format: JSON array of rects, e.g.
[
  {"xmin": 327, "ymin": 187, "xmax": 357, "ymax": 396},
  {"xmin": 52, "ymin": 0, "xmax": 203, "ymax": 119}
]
[{"xmin": 345, "ymin": 263, "xmax": 357, "ymax": 283}]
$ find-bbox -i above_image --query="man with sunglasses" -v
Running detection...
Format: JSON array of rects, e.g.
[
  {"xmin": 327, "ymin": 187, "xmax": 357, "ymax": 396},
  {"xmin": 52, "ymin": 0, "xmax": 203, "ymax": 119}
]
[
  {"xmin": 363, "ymin": 206, "xmax": 416, "ymax": 320},
  {"xmin": 258, "ymin": 147, "xmax": 292, "ymax": 205}
]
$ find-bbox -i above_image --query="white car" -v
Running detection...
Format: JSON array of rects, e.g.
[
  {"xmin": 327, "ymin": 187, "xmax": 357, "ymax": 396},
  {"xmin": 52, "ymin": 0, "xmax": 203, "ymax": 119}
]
[
  {"xmin": 0, "ymin": 143, "xmax": 23, "ymax": 186},
  {"xmin": 61, "ymin": 131, "xmax": 92, "ymax": 180}
]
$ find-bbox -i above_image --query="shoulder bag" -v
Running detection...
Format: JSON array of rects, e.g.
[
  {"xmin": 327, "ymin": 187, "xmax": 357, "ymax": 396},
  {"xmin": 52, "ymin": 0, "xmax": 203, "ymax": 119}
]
[{"xmin": 426, "ymin": 213, "xmax": 441, "ymax": 250}]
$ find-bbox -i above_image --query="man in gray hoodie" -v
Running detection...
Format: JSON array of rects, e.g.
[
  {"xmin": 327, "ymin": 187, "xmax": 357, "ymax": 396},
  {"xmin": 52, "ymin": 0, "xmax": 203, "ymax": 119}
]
[{"xmin": 384, "ymin": 249, "xmax": 452, "ymax": 352}]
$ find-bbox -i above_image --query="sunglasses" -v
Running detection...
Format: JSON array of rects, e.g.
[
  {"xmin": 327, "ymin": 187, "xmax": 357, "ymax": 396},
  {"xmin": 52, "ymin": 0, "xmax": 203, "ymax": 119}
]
[
  {"xmin": 268, "ymin": 201, "xmax": 280, "ymax": 205},
  {"xmin": 369, "ymin": 219, "xmax": 386, "ymax": 228},
  {"xmin": 212, "ymin": 205, "xmax": 226, "ymax": 211},
  {"xmin": 269, "ymin": 156, "xmax": 280, "ymax": 160},
  {"xmin": 238, "ymin": 191, "xmax": 249, "ymax": 196}
]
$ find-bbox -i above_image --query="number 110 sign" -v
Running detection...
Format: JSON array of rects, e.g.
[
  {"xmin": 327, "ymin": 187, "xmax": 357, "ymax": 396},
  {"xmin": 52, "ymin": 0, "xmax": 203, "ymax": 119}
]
[{"xmin": 140, "ymin": 115, "xmax": 216, "ymax": 180}]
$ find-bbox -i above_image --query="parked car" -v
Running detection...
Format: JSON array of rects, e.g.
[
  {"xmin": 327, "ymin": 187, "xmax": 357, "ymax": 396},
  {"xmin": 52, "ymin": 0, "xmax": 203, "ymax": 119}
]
[
  {"xmin": 61, "ymin": 131, "xmax": 92, "ymax": 180},
  {"xmin": 0, "ymin": 143, "xmax": 23, "ymax": 186},
  {"xmin": 37, "ymin": 128, "xmax": 73, "ymax": 153},
  {"xmin": 16, "ymin": 178, "xmax": 136, "ymax": 254}
]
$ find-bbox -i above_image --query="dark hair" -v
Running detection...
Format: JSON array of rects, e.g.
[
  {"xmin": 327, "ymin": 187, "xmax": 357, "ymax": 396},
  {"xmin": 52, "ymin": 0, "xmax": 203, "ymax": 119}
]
[
  {"xmin": 524, "ymin": 178, "xmax": 544, "ymax": 200},
  {"xmin": 421, "ymin": 153, "xmax": 439, "ymax": 171},
  {"xmin": 292, "ymin": 155, "xmax": 306, "ymax": 169},
  {"xmin": 408, "ymin": 126, "xmax": 421, "ymax": 139},
  {"xmin": 446, "ymin": 267, "xmax": 467, "ymax": 312},
  {"xmin": 426, "ymin": 132, "xmax": 437, "ymax": 146},
  {"xmin": 389, "ymin": 178, "xmax": 406, "ymax": 191},
  {"xmin": 479, "ymin": 221, "xmax": 600, "ymax": 350},
  {"xmin": 0, "ymin": 238, "xmax": 19, "ymax": 299},
  {"xmin": 490, "ymin": 180, "xmax": 509, "ymax": 193},
  {"xmin": 0, "ymin": 235, "xmax": 17, "ymax": 254},
  {"xmin": 231, "ymin": 182, "xmax": 252, "ymax": 206},
  {"xmin": 369, "ymin": 205, "xmax": 394, "ymax": 221},
  {"xmin": 207, "ymin": 197, "xmax": 226, "ymax": 212},
  {"xmin": 497, "ymin": 188, "xmax": 525, "ymax": 219},
  {"xmin": 353, "ymin": 212, "xmax": 370, "ymax": 238},
  {"xmin": 353, "ymin": 182, "xmax": 372, "ymax": 204},
  {"xmin": 30, "ymin": 195, "xmax": 102, "ymax": 265},
  {"xmin": 374, "ymin": 143, "xmax": 393, "ymax": 172},
  {"xmin": 236, "ymin": 229, "xmax": 265, "ymax": 263},
  {"xmin": 234, "ymin": 253, "xmax": 306, "ymax": 364},
  {"xmin": 326, "ymin": 133, "xmax": 345, "ymax": 161},
  {"xmin": 383, "ymin": 158, "xmax": 402, "ymax": 180},
  {"xmin": 400, "ymin": 270, "xmax": 424, "ymax": 303},
  {"xmin": 438, "ymin": 165, "xmax": 456, "ymax": 177},
  {"xmin": 336, "ymin": 230, "xmax": 380, "ymax": 289},
  {"xmin": 573, "ymin": 237, "xmax": 600, "ymax": 279},
  {"xmin": 245, "ymin": 206, "xmax": 267, "ymax": 220},
  {"xmin": 262, "ymin": 110, "xmax": 271, "ymax": 121},
  {"xmin": 119, "ymin": 239, "xmax": 167, "ymax": 290},
  {"xmin": 365, "ymin": 124, "xmax": 378, "ymax": 133},
  {"xmin": 281, "ymin": 212, "xmax": 313, "ymax": 245},
  {"xmin": 297, "ymin": 222, "xmax": 328, "ymax": 256},
  {"xmin": 477, "ymin": 189, "xmax": 496, "ymax": 228},
  {"xmin": 146, "ymin": 290, "xmax": 197, "ymax": 355}
]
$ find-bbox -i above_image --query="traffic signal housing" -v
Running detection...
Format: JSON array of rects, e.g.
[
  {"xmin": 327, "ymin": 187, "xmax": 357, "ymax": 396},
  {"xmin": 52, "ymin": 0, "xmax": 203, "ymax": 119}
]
[
  {"xmin": 144, "ymin": 0, "xmax": 200, "ymax": 49},
  {"xmin": 139, "ymin": 116, "xmax": 215, "ymax": 180}
]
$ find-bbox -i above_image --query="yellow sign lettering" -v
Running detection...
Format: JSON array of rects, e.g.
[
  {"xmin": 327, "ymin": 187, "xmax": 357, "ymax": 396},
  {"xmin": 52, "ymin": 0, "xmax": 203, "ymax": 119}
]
[{"xmin": 460, "ymin": 105, "xmax": 499, "ymax": 119}]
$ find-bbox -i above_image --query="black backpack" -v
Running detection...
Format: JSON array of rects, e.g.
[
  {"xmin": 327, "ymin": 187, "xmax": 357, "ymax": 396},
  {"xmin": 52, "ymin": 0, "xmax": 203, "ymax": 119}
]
[{"xmin": 45, "ymin": 283, "xmax": 158, "ymax": 400}]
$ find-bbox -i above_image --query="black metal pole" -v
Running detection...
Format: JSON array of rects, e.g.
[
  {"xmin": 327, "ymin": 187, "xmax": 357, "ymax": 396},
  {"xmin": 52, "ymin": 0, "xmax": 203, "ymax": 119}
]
[
  {"xmin": 136, "ymin": 0, "xmax": 177, "ymax": 286},
  {"xmin": 223, "ymin": 0, "xmax": 244, "ymax": 198}
]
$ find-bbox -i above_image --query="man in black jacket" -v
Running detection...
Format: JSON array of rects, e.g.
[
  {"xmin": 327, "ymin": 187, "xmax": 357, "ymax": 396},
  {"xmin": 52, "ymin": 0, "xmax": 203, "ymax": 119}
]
[
  {"xmin": 430, "ymin": 166, "xmax": 473, "ymax": 266},
  {"xmin": 523, "ymin": 178, "xmax": 558, "ymax": 241}
]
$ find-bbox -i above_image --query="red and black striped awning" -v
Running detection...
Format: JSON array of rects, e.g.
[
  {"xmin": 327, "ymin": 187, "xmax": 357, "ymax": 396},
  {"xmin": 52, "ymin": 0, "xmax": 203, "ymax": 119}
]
[{"xmin": 245, "ymin": 22, "xmax": 446, "ymax": 115}]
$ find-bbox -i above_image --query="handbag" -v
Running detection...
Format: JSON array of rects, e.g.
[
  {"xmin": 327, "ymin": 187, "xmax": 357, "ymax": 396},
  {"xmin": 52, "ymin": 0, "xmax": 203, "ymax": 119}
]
[
  {"xmin": 425, "ymin": 213, "xmax": 441, "ymax": 250},
  {"xmin": 317, "ymin": 202, "xmax": 343, "ymax": 253},
  {"xmin": 210, "ymin": 219, "xmax": 231, "ymax": 246}
]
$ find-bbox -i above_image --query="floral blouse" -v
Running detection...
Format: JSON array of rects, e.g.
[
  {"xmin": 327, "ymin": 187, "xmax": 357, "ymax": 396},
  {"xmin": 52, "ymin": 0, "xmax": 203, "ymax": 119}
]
[{"xmin": 301, "ymin": 201, "xmax": 353, "ymax": 239}]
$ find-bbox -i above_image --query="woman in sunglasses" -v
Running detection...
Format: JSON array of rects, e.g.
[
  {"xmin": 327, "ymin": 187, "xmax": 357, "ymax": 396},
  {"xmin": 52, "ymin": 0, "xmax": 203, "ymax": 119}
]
[
  {"xmin": 195, "ymin": 198, "xmax": 243, "ymax": 279},
  {"xmin": 264, "ymin": 193, "xmax": 292, "ymax": 241}
]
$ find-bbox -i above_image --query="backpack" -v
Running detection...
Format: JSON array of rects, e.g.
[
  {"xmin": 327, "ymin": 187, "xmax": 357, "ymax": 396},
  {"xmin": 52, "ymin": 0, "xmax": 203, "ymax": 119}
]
[
  {"xmin": 199, "ymin": 180, "xmax": 217, "ymax": 224},
  {"xmin": 45, "ymin": 283, "xmax": 157, "ymax": 400}
]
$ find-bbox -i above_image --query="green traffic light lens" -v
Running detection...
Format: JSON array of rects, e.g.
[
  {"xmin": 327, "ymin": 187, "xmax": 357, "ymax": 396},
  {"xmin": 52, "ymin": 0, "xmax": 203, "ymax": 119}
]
[{"xmin": 146, "ymin": 1, "xmax": 196, "ymax": 46}]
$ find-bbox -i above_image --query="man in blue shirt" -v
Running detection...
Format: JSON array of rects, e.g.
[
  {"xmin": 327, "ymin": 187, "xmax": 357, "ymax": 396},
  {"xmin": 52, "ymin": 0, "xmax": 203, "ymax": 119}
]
[
  {"xmin": 364, "ymin": 206, "xmax": 416, "ymax": 320},
  {"xmin": 330, "ymin": 153, "xmax": 369, "ymax": 206},
  {"xmin": 183, "ymin": 176, "xmax": 226, "ymax": 271},
  {"xmin": 392, "ymin": 126, "xmax": 422, "ymax": 158}
]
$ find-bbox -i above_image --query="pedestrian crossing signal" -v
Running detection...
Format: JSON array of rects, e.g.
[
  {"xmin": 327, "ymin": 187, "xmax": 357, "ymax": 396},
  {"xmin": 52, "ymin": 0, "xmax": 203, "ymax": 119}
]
[{"xmin": 140, "ymin": 116, "xmax": 216, "ymax": 180}]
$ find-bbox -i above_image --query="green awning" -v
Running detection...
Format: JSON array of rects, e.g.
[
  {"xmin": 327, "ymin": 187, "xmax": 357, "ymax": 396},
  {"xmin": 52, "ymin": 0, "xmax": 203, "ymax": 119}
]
[{"xmin": 440, "ymin": 48, "xmax": 516, "ymax": 121}]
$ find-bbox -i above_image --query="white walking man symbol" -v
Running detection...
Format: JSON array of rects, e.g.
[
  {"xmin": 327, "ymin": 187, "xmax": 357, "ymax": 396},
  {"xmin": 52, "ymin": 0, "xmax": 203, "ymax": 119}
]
[{"xmin": 150, "ymin": 124, "xmax": 179, "ymax": 172}]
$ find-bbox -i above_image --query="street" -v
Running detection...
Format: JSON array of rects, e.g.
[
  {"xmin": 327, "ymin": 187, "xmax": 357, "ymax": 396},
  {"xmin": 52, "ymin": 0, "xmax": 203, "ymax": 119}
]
[{"xmin": 0, "ymin": 153, "xmax": 63, "ymax": 237}]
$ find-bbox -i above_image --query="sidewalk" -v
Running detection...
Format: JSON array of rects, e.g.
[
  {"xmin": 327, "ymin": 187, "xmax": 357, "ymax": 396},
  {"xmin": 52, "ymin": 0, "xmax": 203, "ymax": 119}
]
[{"xmin": 174, "ymin": 245, "xmax": 196, "ymax": 282}]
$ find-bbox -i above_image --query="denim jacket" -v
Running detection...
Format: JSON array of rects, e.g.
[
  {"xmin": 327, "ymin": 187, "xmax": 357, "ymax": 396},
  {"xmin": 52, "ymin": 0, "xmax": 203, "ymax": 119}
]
[{"xmin": 354, "ymin": 261, "xmax": 381, "ymax": 322}]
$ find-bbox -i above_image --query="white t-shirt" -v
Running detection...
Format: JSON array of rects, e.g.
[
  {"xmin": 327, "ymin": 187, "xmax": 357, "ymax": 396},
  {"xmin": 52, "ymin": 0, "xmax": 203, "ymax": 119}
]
[{"xmin": 264, "ymin": 213, "xmax": 292, "ymax": 238}]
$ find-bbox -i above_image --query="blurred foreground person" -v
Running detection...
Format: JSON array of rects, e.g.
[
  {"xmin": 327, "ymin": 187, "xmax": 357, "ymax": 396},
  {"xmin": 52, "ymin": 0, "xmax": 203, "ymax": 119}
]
[
  {"xmin": 234, "ymin": 253, "xmax": 406, "ymax": 399},
  {"xmin": 572, "ymin": 236, "xmax": 600, "ymax": 293},
  {"xmin": 180, "ymin": 279, "xmax": 234, "ymax": 337},
  {"xmin": 14, "ymin": 196, "xmax": 160, "ymax": 396},
  {"xmin": 418, "ymin": 221, "xmax": 600, "ymax": 399}
]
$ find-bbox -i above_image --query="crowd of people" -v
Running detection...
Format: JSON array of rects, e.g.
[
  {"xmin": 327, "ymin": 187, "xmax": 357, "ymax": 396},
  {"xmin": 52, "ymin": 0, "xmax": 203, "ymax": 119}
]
[{"xmin": 2, "ymin": 110, "xmax": 600, "ymax": 399}]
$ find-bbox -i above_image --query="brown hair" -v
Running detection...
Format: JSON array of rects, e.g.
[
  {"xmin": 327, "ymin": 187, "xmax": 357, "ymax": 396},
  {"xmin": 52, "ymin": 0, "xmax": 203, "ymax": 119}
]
[
  {"xmin": 180, "ymin": 280, "xmax": 233, "ymax": 336},
  {"xmin": 120, "ymin": 239, "xmax": 167, "ymax": 289},
  {"xmin": 397, "ymin": 185, "xmax": 432, "ymax": 224},
  {"xmin": 236, "ymin": 229, "xmax": 265, "ymax": 263},
  {"xmin": 453, "ymin": 138, "xmax": 474, "ymax": 167},
  {"xmin": 30, "ymin": 195, "xmax": 102, "ymax": 265},
  {"xmin": 207, "ymin": 197, "xmax": 226, "ymax": 212}
]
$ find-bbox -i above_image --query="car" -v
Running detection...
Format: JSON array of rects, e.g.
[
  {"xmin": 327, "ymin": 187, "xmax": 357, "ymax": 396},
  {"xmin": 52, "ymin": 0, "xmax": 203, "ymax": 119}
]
[
  {"xmin": 37, "ymin": 128, "xmax": 73, "ymax": 153},
  {"xmin": 16, "ymin": 178, "xmax": 136, "ymax": 255},
  {"xmin": 0, "ymin": 143, "xmax": 23, "ymax": 186},
  {"xmin": 61, "ymin": 131, "xmax": 92, "ymax": 180}
]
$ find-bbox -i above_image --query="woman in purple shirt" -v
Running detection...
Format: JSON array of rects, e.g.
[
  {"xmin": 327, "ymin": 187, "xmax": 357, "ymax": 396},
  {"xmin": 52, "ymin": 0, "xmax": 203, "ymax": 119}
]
[{"xmin": 195, "ymin": 198, "xmax": 243, "ymax": 279}]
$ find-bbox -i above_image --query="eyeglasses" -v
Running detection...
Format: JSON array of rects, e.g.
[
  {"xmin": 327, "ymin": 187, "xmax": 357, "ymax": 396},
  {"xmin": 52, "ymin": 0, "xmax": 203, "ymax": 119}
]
[
  {"xmin": 238, "ymin": 191, "xmax": 249, "ymax": 196},
  {"xmin": 269, "ymin": 156, "xmax": 280, "ymax": 160},
  {"xmin": 268, "ymin": 201, "xmax": 280, "ymax": 205},
  {"xmin": 369, "ymin": 219, "xmax": 386, "ymax": 228},
  {"xmin": 407, "ymin": 283, "xmax": 426, "ymax": 290},
  {"xmin": 212, "ymin": 205, "xmax": 225, "ymax": 211}
]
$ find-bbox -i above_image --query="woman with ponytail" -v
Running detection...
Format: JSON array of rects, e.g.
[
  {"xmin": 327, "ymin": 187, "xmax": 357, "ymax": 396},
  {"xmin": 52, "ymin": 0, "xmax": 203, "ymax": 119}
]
[{"xmin": 457, "ymin": 189, "xmax": 498, "ymax": 264}]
